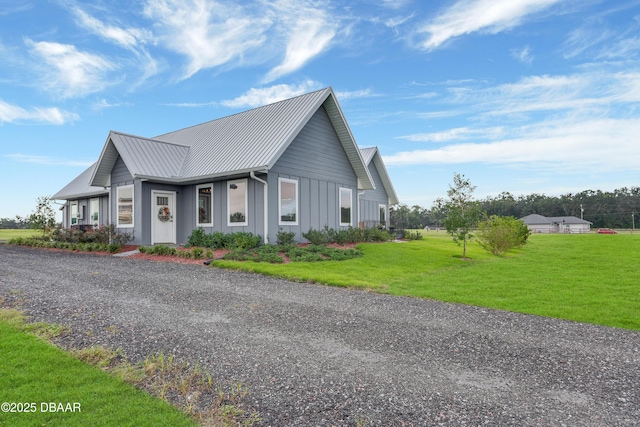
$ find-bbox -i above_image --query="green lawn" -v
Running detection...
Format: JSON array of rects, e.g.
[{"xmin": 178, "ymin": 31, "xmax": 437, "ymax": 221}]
[
  {"xmin": 0, "ymin": 229, "xmax": 39, "ymax": 241},
  {"xmin": 0, "ymin": 317, "xmax": 196, "ymax": 427},
  {"xmin": 214, "ymin": 233, "xmax": 640, "ymax": 330}
]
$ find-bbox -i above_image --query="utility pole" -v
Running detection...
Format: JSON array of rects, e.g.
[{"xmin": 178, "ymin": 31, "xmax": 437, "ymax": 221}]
[
  {"xmin": 632, "ymin": 212, "xmax": 635, "ymax": 234},
  {"xmin": 580, "ymin": 204, "xmax": 584, "ymax": 220}
]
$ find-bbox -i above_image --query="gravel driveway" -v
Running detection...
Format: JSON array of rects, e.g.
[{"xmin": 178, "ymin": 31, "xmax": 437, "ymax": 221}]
[{"xmin": 1, "ymin": 245, "xmax": 638, "ymax": 426}]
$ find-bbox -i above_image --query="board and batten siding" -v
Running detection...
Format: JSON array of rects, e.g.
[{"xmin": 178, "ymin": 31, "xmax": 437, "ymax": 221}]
[
  {"xmin": 360, "ymin": 159, "xmax": 389, "ymax": 228},
  {"xmin": 269, "ymin": 106, "xmax": 358, "ymax": 243}
]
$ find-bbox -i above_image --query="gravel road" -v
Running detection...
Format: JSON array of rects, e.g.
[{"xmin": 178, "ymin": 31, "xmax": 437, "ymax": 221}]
[{"xmin": 1, "ymin": 245, "xmax": 638, "ymax": 426}]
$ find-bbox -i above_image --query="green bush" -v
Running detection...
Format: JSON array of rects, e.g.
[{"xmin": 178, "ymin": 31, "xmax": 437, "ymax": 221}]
[
  {"xmin": 9, "ymin": 237, "xmax": 120, "ymax": 253},
  {"xmin": 187, "ymin": 228, "xmax": 260, "ymax": 250},
  {"xmin": 191, "ymin": 247, "xmax": 204, "ymax": 259},
  {"xmin": 403, "ymin": 230, "xmax": 423, "ymax": 240},
  {"xmin": 186, "ymin": 228, "xmax": 227, "ymax": 249},
  {"xmin": 364, "ymin": 227, "xmax": 393, "ymax": 242},
  {"xmin": 302, "ymin": 227, "xmax": 331, "ymax": 245},
  {"xmin": 50, "ymin": 224, "xmax": 132, "ymax": 246},
  {"xmin": 476, "ymin": 215, "xmax": 531, "ymax": 256},
  {"xmin": 226, "ymin": 232, "xmax": 261, "ymax": 249},
  {"xmin": 276, "ymin": 230, "xmax": 296, "ymax": 246}
]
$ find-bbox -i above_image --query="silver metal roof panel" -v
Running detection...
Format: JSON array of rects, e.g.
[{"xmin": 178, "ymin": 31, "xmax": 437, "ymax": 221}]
[{"xmin": 53, "ymin": 162, "xmax": 108, "ymax": 200}]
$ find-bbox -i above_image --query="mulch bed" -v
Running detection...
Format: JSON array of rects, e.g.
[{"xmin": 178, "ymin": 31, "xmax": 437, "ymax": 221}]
[{"xmin": 129, "ymin": 248, "xmax": 229, "ymax": 265}]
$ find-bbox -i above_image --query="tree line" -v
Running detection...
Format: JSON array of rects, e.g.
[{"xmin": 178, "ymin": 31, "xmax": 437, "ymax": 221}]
[
  {"xmin": 0, "ymin": 216, "xmax": 33, "ymax": 229},
  {"xmin": 391, "ymin": 187, "xmax": 640, "ymax": 230}
]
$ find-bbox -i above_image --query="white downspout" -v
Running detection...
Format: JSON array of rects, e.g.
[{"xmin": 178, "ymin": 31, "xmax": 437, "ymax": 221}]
[
  {"xmin": 357, "ymin": 191, "xmax": 365, "ymax": 227},
  {"xmin": 250, "ymin": 171, "xmax": 269, "ymax": 244}
]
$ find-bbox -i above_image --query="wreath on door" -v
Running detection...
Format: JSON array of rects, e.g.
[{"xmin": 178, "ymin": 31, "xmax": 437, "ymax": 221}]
[{"xmin": 158, "ymin": 206, "xmax": 172, "ymax": 222}]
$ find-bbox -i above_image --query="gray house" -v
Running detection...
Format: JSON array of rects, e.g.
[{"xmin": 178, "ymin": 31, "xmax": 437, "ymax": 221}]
[
  {"xmin": 53, "ymin": 87, "xmax": 399, "ymax": 245},
  {"xmin": 520, "ymin": 214, "xmax": 592, "ymax": 234}
]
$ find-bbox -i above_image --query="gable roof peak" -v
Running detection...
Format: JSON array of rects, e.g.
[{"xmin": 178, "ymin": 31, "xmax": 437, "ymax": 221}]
[{"xmin": 154, "ymin": 87, "xmax": 332, "ymax": 140}]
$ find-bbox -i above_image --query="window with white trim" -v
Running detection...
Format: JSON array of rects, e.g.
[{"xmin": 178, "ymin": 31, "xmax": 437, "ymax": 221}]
[
  {"xmin": 70, "ymin": 201, "xmax": 78, "ymax": 225},
  {"xmin": 227, "ymin": 179, "xmax": 248, "ymax": 226},
  {"xmin": 90, "ymin": 198, "xmax": 100, "ymax": 227},
  {"xmin": 197, "ymin": 184, "xmax": 213, "ymax": 226},
  {"xmin": 278, "ymin": 178, "xmax": 298, "ymax": 225},
  {"xmin": 117, "ymin": 185, "xmax": 134, "ymax": 227},
  {"xmin": 339, "ymin": 187, "xmax": 352, "ymax": 226},
  {"xmin": 379, "ymin": 204, "xmax": 386, "ymax": 225}
]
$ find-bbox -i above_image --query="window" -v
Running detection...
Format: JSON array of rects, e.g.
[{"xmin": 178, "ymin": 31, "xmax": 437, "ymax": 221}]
[
  {"xmin": 117, "ymin": 185, "xmax": 134, "ymax": 227},
  {"xmin": 278, "ymin": 178, "xmax": 298, "ymax": 225},
  {"xmin": 90, "ymin": 198, "xmax": 100, "ymax": 227},
  {"xmin": 197, "ymin": 184, "xmax": 213, "ymax": 226},
  {"xmin": 379, "ymin": 204, "xmax": 386, "ymax": 225},
  {"xmin": 70, "ymin": 201, "xmax": 78, "ymax": 225},
  {"xmin": 339, "ymin": 187, "xmax": 352, "ymax": 226},
  {"xmin": 227, "ymin": 179, "xmax": 248, "ymax": 226}
]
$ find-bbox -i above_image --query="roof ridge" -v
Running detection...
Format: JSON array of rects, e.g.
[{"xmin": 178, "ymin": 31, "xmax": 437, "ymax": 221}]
[
  {"xmin": 109, "ymin": 130, "xmax": 190, "ymax": 148},
  {"xmin": 154, "ymin": 87, "xmax": 331, "ymax": 139}
]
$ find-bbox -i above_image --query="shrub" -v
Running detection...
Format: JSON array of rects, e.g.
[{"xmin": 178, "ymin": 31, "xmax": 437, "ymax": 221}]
[
  {"xmin": 186, "ymin": 227, "xmax": 226, "ymax": 249},
  {"xmin": 140, "ymin": 245, "xmax": 176, "ymax": 256},
  {"xmin": 191, "ymin": 247, "xmax": 204, "ymax": 259},
  {"xmin": 226, "ymin": 232, "xmax": 261, "ymax": 249},
  {"xmin": 364, "ymin": 227, "xmax": 393, "ymax": 242},
  {"xmin": 50, "ymin": 224, "xmax": 132, "ymax": 246},
  {"xmin": 222, "ymin": 249, "xmax": 253, "ymax": 261},
  {"xmin": 276, "ymin": 230, "xmax": 296, "ymax": 246},
  {"xmin": 476, "ymin": 215, "xmax": 531, "ymax": 256},
  {"xmin": 403, "ymin": 230, "xmax": 423, "ymax": 240},
  {"xmin": 302, "ymin": 228, "xmax": 331, "ymax": 245}
]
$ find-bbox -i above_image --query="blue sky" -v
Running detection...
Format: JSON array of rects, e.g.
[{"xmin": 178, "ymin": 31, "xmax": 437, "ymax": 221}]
[{"xmin": 1, "ymin": 0, "xmax": 639, "ymax": 219}]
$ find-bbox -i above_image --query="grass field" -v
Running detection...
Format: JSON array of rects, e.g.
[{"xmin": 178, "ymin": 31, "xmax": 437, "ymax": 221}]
[
  {"xmin": 214, "ymin": 232, "xmax": 640, "ymax": 330},
  {"xmin": 0, "ymin": 311, "xmax": 196, "ymax": 427},
  {"xmin": 0, "ymin": 229, "xmax": 38, "ymax": 241}
]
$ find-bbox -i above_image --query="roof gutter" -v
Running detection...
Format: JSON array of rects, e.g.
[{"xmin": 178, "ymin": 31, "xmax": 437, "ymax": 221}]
[{"xmin": 250, "ymin": 170, "xmax": 269, "ymax": 244}]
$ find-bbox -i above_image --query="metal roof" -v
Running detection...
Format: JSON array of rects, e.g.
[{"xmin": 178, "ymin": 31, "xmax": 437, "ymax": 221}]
[
  {"xmin": 52, "ymin": 162, "xmax": 108, "ymax": 200},
  {"xmin": 89, "ymin": 87, "xmax": 374, "ymax": 189},
  {"xmin": 360, "ymin": 147, "xmax": 400, "ymax": 205},
  {"xmin": 520, "ymin": 214, "xmax": 593, "ymax": 225}
]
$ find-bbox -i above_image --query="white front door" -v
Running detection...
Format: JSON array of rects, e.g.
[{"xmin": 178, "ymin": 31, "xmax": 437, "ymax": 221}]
[{"xmin": 152, "ymin": 191, "xmax": 176, "ymax": 244}]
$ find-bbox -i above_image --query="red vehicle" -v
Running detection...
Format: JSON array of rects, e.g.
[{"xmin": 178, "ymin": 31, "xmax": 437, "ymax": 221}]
[{"xmin": 597, "ymin": 228, "xmax": 618, "ymax": 234}]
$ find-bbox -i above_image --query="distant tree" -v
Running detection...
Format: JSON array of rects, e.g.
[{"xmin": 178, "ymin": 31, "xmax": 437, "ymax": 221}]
[
  {"xmin": 0, "ymin": 216, "xmax": 30, "ymax": 229},
  {"xmin": 476, "ymin": 215, "xmax": 531, "ymax": 256},
  {"xmin": 443, "ymin": 173, "xmax": 482, "ymax": 258},
  {"xmin": 29, "ymin": 196, "xmax": 56, "ymax": 237},
  {"xmin": 430, "ymin": 198, "xmax": 446, "ymax": 229}
]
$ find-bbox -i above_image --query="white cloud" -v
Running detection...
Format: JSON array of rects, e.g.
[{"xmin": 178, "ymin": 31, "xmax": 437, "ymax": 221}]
[
  {"xmin": 0, "ymin": 99, "xmax": 78, "ymax": 124},
  {"xmin": 25, "ymin": 39, "xmax": 117, "ymax": 98},
  {"xmin": 417, "ymin": 0, "xmax": 560, "ymax": 50},
  {"xmin": 384, "ymin": 117, "xmax": 640, "ymax": 173},
  {"xmin": 445, "ymin": 71, "xmax": 640, "ymax": 118},
  {"xmin": 511, "ymin": 45, "xmax": 534, "ymax": 64},
  {"xmin": 0, "ymin": 1, "xmax": 32, "ymax": 15},
  {"xmin": 221, "ymin": 80, "xmax": 323, "ymax": 108},
  {"xmin": 163, "ymin": 101, "xmax": 218, "ymax": 108},
  {"xmin": 143, "ymin": 0, "xmax": 270, "ymax": 79},
  {"xmin": 5, "ymin": 154, "xmax": 93, "ymax": 167},
  {"xmin": 263, "ymin": 1, "xmax": 338, "ymax": 83},
  {"xmin": 398, "ymin": 127, "xmax": 505, "ymax": 142},
  {"xmin": 334, "ymin": 88, "xmax": 376, "ymax": 100},
  {"xmin": 91, "ymin": 99, "xmax": 132, "ymax": 111},
  {"xmin": 563, "ymin": 26, "xmax": 616, "ymax": 59},
  {"xmin": 71, "ymin": 6, "xmax": 153, "ymax": 49},
  {"xmin": 70, "ymin": 5, "xmax": 159, "ymax": 85}
]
